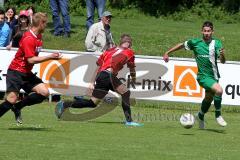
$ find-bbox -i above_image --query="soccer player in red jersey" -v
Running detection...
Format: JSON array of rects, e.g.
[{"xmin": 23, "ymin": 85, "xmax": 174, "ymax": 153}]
[
  {"xmin": 0, "ymin": 12, "xmax": 61, "ymax": 124},
  {"xmin": 56, "ymin": 34, "xmax": 142, "ymax": 126}
]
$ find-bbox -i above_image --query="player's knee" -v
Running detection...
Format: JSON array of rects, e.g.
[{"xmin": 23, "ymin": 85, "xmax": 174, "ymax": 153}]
[
  {"xmin": 6, "ymin": 93, "xmax": 18, "ymax": 104},
  {"xmin": 215, "ymin": 87, "xmax": 223, "ymax": 96},
  {"xmin": 6, "ymin": 96, "xmax": 17, "ymax": 104},
  {"xmin": 38, "ymin": 89, "xmax": 50, "ymax": 97}
]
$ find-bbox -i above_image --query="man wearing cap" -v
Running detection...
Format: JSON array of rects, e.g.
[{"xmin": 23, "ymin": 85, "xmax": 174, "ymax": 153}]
[
  {"xmin": 85, "ymin": 11, "xmax": 115, "ymax": 52},
  {"xmin": 56, "ymin": 34, "xmax": 143, "ymax": 127}
]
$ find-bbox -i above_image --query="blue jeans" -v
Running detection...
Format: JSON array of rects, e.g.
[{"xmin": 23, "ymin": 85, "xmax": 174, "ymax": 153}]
[
  {"xmin": 86, "ymin": 0, "xmax": 106, "ymax": 30},
  {"xmin": 50, "ymin": 0, "xmax": 71, "ymax": 34}
]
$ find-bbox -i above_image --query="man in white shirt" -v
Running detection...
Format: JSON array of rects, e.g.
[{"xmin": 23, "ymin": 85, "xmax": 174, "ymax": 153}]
[{"xmin": 85, "ymin": 11, "xmax": 115, "ymax": 52}]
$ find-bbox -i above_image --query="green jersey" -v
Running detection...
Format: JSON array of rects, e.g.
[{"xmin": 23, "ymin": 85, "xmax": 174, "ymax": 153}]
[{"xmin": 184, "ymin": 38, "xmax": 222, "ymax": 80}]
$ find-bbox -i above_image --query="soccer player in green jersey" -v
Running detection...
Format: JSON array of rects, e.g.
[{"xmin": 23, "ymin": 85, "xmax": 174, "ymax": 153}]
[{"xmin": 163, "ymin": 21, "xmax": 227, "ymax": 129}]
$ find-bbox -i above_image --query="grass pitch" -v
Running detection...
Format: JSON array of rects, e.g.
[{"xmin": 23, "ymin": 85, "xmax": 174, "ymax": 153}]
[{"xmin": 0, "ymin": 101, "xmax": 239, "ymax": 160}]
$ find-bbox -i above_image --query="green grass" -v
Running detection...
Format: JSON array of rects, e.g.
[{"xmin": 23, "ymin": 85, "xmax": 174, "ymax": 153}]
[
  {"xmin": 43, "ymin": 16, "xmax": 240, "ymax": 61},
  {"xmin": 0, "ymin": 102, "xmax": 240, "ymax": 160}
]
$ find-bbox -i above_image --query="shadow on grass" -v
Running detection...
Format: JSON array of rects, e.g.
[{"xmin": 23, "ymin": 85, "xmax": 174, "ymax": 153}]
[
  {"xmin": 89, "ymin": 121, "xmax": 123, "ymax": 124},
  {"xmin": 181, "ymin": 133, "xmax": 195, "ymax": 136},
  {"xmin": 201, "ymin": 128, "xmax": 226, "ymax": 134},
  {"xmin": 8, "ymin": 127, "xmax": 51, "ymax": 132}
]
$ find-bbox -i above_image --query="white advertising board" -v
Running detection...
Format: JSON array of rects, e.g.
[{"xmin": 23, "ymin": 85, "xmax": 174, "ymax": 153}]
[{"xmin": 0, "ymin": 48, "xmax": 239, "ymax": 105}]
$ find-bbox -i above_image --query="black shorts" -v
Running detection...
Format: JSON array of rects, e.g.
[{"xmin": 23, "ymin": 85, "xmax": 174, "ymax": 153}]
[
  {"xmin": 92, "ymin": 70, "xmax": 123, "ymax": 99},
  {"xmin": 6, "ymin": 69, "xmax": 43, "ymax": 94}
]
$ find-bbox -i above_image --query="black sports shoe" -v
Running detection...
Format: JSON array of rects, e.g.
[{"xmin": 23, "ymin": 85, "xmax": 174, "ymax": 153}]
[{"xmin": 12, "ymin": 107, "xmax": 23, "ymax": 125}]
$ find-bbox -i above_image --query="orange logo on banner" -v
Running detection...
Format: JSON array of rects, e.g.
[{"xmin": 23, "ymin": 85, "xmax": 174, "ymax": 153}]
[
  {"xmin": 173, "ymin": 65, "xmax": 203, "ymax": 97},
  {"xmin": 39, "ymin": 59, "xmax": 70, "ymax": 89}
]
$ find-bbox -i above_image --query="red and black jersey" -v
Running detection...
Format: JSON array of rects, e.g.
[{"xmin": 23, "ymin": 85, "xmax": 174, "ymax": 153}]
[
  {"xmin": 96, "ymin": 47, "xmax": 135, "ymax": 75},
  {"xmin": 9, "ymin": 30, "xmax": 43, "ymax": 73}
]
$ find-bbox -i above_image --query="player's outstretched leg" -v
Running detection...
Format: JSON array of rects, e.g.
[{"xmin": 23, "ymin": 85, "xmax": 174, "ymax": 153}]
[
  {"xmin": 55, "ymin": 99, "xmax": 97, "ymax": 119},
  {"xmin": 0, "ymin": 101, "xmax": 13, "ymax": 117},
  {"xmin": 0, "ymin": 92, "xmax": 17, "ymax": 121}
]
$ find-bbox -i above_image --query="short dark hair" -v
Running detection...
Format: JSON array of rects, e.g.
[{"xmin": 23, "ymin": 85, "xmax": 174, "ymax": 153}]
[
  {"xmin": 120, "ymin": 34, "xmax": 132, "ymax": 45},
  {"xmin": 0, "ymin": 9, "xmax": 5, "ymax": 16},
  {"xmin": 202, "ymin": 21, "xmax": 214, "ymax": 30}
]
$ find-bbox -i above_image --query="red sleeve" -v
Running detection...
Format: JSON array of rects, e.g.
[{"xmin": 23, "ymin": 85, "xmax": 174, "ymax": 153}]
[
  {"xmin": 22, "ymin": 36, "xmax": 36, "ymax": 58},
  {"xmin": 126, "ymin": 50, "xmax": 135, "ymax": 68},
  {"xmin": 96, "ymin": 52, "xmax": 105, "ymax": 66}
]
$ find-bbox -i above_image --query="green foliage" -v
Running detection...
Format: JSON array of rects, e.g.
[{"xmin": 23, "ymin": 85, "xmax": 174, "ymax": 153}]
[
  {"xmin": 170, "ymin": 2, "xmax": 229, "ymax": 21},
  {"xmin": 108, "ymin": 0, "xmax": 199, "ymax": 16},
  {"xmin": 69, "ymin": 0, "xmax": 85, "ymax": 16},
  {"xmin": 168, "ymin": 2, "xmax": 240, "ymax": 23},
  {"xmin": 5, "ymin": 0, "xmax": 49, "ymax": 13},
  {"xmin": 4, "ymin": 0, "xmax": 240, "ymax": 20},
  {"xmin": 4, "ymin": 0, "xmax": 86, "ymax": 15},
  {"xmin": 223, "ymin": 0, "xmax": 240, "ymax": 13},
  {"xmin": 108, "ymin": 0, "xmax": 131, "ymax": 9},
  {"xmin": 5, "ymin": 0, "xmax": 36, "ymax": 4}
]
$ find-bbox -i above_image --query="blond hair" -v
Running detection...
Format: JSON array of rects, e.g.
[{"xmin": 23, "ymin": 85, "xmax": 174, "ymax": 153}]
[{"xmin": 32, "ymin": 12, "xmax": 48, "ymax": 27}]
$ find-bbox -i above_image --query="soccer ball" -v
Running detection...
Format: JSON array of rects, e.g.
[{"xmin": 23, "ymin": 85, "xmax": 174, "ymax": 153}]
[{"xmin": 179, "ymin": 113, "xmax": 195, "ymax": 129}]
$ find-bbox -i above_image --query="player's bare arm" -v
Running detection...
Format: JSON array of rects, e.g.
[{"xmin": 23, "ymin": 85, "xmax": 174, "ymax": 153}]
[
  {"xmin": 27, "ymin": 52, "xmax": 62, "ymax": 64},
  {"xmin": 163, "ymin": 43, "xmax": 184, "ymax": 62},
  {"xmin": 89, "ymin": 66, "xmax": 100, "ymax": 90},
  {"xmin": 219, "ymin": 48, "xmax": 226, "ymax": 64},
  {"xmin": 129, "ymin": 67, "xmax": 136, "ymax": 83}
]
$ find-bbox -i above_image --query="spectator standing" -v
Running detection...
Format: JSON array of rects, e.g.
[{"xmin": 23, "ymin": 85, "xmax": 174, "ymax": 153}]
[
  {"xmin": 86, "ymin": 0, "xmax": 106, "ymax": 30},
  {"xmin": 50, "ymin": 0, "xmax": 71, "ymax": 37}
]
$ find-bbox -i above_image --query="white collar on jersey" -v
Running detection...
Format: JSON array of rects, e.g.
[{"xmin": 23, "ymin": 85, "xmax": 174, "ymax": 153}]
[{"xmin": 30, "ymin": 29, "xmax": 37, "ymax": 38}]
